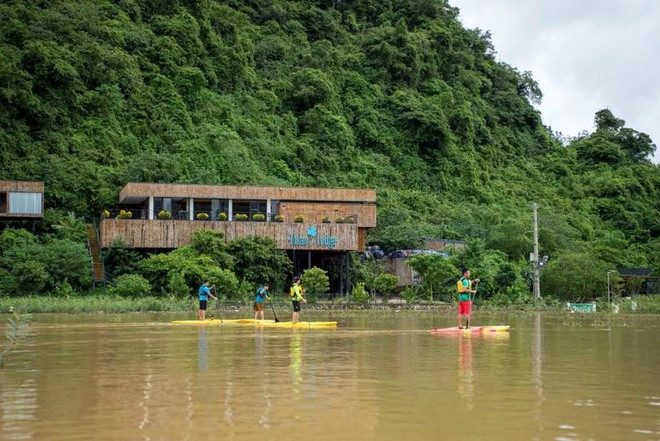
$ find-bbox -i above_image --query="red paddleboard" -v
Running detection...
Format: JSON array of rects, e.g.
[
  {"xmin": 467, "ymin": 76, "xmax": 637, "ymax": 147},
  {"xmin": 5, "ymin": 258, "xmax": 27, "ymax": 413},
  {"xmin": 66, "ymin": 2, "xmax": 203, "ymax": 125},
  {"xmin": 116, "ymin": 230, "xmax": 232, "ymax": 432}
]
[{"xmin": 431, "ymin": 325, "xmax": 509, "ymax": 334}]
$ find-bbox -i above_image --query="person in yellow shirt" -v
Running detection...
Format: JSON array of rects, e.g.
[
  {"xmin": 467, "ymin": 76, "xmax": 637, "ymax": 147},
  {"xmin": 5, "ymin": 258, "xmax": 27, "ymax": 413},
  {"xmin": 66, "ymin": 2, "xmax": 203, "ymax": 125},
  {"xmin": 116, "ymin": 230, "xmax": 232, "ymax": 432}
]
[{"xmin": 290, "ymin": 276, "xmax": 306, "ymax": 323}]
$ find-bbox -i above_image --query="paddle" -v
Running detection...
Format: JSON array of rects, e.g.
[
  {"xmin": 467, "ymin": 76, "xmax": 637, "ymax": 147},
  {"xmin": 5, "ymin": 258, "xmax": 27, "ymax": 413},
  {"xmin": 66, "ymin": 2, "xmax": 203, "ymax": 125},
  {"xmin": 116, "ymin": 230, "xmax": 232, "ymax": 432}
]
[
  {"xmin": 212, "ymin": 286, "xmax": 223, "ymax": 324},
  {"xmin": 268, "ymin": 297, "xmax": 280, "ymax": 322},
  {"xmin": 467, "ymin": 280, "xmax": 479, "ymax": 329}
]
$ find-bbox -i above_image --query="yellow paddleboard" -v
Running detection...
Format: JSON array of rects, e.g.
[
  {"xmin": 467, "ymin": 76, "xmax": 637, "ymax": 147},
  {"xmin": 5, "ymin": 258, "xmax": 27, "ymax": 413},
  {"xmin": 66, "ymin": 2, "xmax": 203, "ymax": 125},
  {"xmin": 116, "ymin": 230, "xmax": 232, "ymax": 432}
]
[{"xmin": 171, "ymin": 319, "xmax": 246, "ymax": 325}]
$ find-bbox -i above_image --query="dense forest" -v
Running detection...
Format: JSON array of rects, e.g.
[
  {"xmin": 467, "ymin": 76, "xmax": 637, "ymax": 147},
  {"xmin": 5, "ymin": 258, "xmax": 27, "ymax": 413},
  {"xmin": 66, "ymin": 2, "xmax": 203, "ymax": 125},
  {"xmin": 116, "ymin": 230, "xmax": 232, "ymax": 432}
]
[{"xmin": 0, "ymin": 0, "xmax": 658, "ymax": 300}]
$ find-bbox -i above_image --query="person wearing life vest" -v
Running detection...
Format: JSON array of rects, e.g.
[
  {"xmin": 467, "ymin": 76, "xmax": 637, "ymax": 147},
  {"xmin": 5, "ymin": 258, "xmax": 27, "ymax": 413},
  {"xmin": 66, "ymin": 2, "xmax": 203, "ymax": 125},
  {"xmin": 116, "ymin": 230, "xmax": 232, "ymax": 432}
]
[
  {"xmin": 457, "ymin": 269, "xmax": 479, "ymax": 329},
  {"xmin": 290, "ymin": 276, "xmax": 306, "ymax": 324},
  {"xmin": 254, "ymin": 283, "xmax": 270, "ymax": 320}
]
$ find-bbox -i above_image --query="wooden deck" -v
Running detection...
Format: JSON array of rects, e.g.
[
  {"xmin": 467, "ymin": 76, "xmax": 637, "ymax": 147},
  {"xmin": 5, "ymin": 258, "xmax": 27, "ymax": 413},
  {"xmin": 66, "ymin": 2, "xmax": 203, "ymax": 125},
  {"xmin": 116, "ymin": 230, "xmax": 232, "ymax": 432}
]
[{"xmin": 101, "ymin": 219, "xmax": 362, "ymax": 251}]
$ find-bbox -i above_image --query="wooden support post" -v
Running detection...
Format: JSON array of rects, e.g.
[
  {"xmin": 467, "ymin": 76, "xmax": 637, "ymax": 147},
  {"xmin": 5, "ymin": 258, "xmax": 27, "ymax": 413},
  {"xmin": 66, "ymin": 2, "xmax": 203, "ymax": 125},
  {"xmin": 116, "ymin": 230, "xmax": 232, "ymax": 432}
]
[
  {"xmin": 345, "ymin": 252, "xmax": 351, "ymax": 297},
  {"xmin": 308, "ymin": 250, "xmax": 312, "ymax": 269},
  {"xmin": 339, "ymin": 251, "xmax": 344, "ymax": 297}
]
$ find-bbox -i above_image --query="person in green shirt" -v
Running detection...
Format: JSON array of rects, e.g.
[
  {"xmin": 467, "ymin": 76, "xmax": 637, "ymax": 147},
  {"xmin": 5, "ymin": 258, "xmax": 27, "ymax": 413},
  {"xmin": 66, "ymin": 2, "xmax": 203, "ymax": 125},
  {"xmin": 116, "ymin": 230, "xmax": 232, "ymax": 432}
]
[
  {"xmin": 289, "ymin": 276, "xmax": 306, "ymax": 324},
  {"xmin": 457, "ymin": 269, "xmax": 479, "ymax": 329}
]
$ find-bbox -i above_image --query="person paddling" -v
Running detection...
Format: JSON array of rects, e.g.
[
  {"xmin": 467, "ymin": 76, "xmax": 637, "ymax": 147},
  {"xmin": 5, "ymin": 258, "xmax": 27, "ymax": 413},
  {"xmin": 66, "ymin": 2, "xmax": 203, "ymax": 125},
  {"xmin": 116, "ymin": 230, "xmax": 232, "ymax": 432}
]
[
  {"xmin": 254, "ymin": 283, "xmax": 270, "ymax": 320},
  {"xmin": 457, "ymin": 269, "xmax": 479, "ymax": 329},
  {"xmin": 198, "ymin": 280, "xmax": 217, "ymax": 320},
  {"xmin": 290, "ymin": 277, "xmax": 306, "ymax": 324}
]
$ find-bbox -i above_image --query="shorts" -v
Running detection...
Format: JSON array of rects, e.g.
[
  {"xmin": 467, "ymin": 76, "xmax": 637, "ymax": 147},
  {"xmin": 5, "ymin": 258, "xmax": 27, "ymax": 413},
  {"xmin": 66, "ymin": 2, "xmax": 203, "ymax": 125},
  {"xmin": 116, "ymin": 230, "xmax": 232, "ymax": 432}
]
[
  {"xmin": 292, "ymin": 300, "xmax": 301, "ymax": 312},
  {"xmin": 458, "ymin": 300, "xmax": 472, "ymax": 315},
  {"xmin": 199, "ymin": 300, "xmax": 207, "ymax": 311},
  {"xmin": 254, "ymin": 302, "xmax": 264, "ymax": 312}
]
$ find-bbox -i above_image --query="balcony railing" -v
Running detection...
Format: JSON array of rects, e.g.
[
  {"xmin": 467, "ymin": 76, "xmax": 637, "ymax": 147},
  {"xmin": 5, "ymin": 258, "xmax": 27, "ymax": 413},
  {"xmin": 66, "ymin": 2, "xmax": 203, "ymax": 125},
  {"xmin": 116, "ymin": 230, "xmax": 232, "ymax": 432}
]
[{"xmin": 102, "ymin": 209, "xmax": 358, "ymax": 224}]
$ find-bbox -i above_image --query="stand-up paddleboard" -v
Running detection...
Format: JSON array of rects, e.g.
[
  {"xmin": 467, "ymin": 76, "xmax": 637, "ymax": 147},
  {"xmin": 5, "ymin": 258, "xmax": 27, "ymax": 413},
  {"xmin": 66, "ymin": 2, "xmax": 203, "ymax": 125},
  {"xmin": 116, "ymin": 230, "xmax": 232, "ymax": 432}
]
[
  {"xmin": 171, "ymin": 319, "xmax": 246, "ymax": 325},
  {"xmin": 431, "ymin": 325, "xmax": 509, "ymax": 334},
  {"xmin": 171, "ymin": 318, "xmax": 337, "ymax": 328},
  {"xmin": 254, "ymin": 320, "xmax": 337, "ymax": 328}
]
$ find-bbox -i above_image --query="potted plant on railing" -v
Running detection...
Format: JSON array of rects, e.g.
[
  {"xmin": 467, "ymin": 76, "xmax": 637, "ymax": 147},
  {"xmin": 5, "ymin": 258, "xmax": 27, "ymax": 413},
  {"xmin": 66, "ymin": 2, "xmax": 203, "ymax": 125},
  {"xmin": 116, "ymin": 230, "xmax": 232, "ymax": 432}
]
[
  {"xmin": 335, "ymin": 216, "xmax": 345, "ymax": 224},
  {"xmin": 117, "ymin": 210, "xmax": 133, "ymax": 219},
  {"xmin": 294, "ymin": 215, "xmax": 304, "ymax": 223},
  {"xmin": 196, "ymin": 213, "xmax": 210, "ymax": 220},
  {"xmin": 273, "ymin": 214, "xmax": 284, "ymax": 223},
  {"xmin": 235, "ymin": 213, "xmax": 248, "ymax": 221},
  {"xmin": 157, "ymin": 210, "xmax": 171, "ymax": 220},
  {"xmin": 252, "ymin": 213, "xmax": 265, "ymax": 222},
  {"xmin": 322, "ymin": 215, "xmax": 331, "ymax": 223},
  {"xmin": 103, "ymin": 210, "xmax": 110, "ymax": 219},
  {"xmin": 344, "ymin": 217, "xmax": 355, "ymax": 224},
  {"xmin": 217, "ymin": 212, "xmax": 228, "ymax": 221}
]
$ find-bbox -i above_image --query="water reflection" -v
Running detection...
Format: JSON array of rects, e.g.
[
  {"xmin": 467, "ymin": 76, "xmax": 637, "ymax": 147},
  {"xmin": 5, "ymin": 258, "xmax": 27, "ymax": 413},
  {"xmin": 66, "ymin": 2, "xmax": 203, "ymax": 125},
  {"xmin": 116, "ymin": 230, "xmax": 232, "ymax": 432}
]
[
  {"xmin": 198, "ymin": 328, "xmax": 208, "ymax": 372},
  {"xmin": 290, "ymin": 331, "xmax": 303, "ymax": 393},
  {"xmin": 457, "ymin": 335, "xmax": 474, "ymax": 411},
  {"xmin": 1, "ymin": 379, "xmax": 37, "ymax": 440}
]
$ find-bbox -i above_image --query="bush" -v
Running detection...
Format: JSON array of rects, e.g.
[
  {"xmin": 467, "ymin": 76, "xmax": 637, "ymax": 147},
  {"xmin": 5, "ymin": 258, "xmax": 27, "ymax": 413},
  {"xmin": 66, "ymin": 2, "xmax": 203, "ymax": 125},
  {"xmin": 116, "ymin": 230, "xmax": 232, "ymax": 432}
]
[
  {"xmin": 252, "ymin": 213, "xmax": 265, "ymax": 221},
  {"xmin": 335, "ymin": 217, "xmax": 345, "ymax": 223},
  {"xmin": 401, "ymin": 286, "xmax": 421, "ymax": 304},
  {"xmin": 322, "ymin": 216, "xmax": 330, "ymax": 223},
  {"xmin": 157, "ymin": 210, "xmax": 171, "ymax": 219},
  {"xmin": 217, "ymin": 212, "xmax": 228, "ymax": 221},
  {"xmin": 227, "ymin": 236, "xmax": 292, "ymax": 292},
  {"xmin": 301, "ymin": 267, "xmax": 329, "ymax": 300},
  {"xmin": 294, "ymin": 215, "xmax": 305, "ymax": 222},
  {"xmin": 111, "ymin": 274, "xmax": 151, "ymax": 297},
  {"xmin": 273, "ymin": 214, "xmax": 284, "ymax": 222},
  {"xmin": 196, "ymin": 213, "xmax": 209, "ymax": 220},
  {"xmin": 117, "ymin": 210, "xmax": 133, "ymax": 219},
  {"xmin": 372, "ymin": 273, "xmax": 399, "ymax": 298},
  {"xmin": 103, "ymin": 240, "xmax": 143, "ymax": 279},
  {"xmin": 234, "ymin": 213, "xmax": 248, "ymax": 221},
  {"xmin": 103, "ymin": 210, "xmax": 110, "ymax": 219},
  {"xmin": 351, "ymin": 283, "xmax": 369, "ymax": 302}
]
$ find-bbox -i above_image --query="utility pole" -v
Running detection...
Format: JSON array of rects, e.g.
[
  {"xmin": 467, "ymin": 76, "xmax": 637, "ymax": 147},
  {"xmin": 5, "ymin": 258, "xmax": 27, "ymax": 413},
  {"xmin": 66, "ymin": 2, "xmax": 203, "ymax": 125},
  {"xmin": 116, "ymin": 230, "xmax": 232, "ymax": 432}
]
[{"xmin": 532, "ymin": 203, "xmax": 541, "ymax": 300}]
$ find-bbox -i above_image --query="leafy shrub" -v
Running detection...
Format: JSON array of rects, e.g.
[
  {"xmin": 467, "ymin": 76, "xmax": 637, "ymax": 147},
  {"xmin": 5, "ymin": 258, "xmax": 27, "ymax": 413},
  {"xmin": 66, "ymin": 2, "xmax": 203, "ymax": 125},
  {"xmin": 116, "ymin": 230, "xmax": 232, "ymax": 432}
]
[
  {"xmin": 273, "ymin": 214, "xmax": 284, "ymax": 222},
  {"xmin": 351, "ymin": 283, "xmax": 369, "ymax": 302},
  {"xmin": 335, "ymin": 217, "xmax": 345, "ymax": 223},
  {"xmin": 372, "ymin": 273, "xmax": 399, "ymax": 298},
  {"xmin": 103, "ymin": 240, "xmax": 143, "ymax": 279},
  {"xmin": 401, "ymin": 286, "xmax": 420, "ymax": 304},
  {"xmin": 217, "ymin": 212, "xmax": 228, "ymax": 221},
  {"xmin": 252, "ymin": 213, "xmax": 265, "ymax": 221},
  {"xmin": 103, "ymin": 210, "xmax": 110, "ymax": 219},
  {"xmin": 301, "ymin": 267, "xmax": 330, "ymax": 300},
  {"xmin": 196, "ymin": 213, "xmax": 209, "ymax": 220},
  {"xmin": 322, "ymin": 216, "xmax": 330, "ymax": 223},
  {"xmin": 157, "ymin": 210, "xmax": 171, "ymax": 219},
  {"xmin": 112, "ymin": 274, "xmax": 151, "ymax": 297},
  {"xmin": 227, "ymin": 236, "xmax": 291, "ymax": 292},
  {"xmin": 294, "ymin": 215, "xmax": 304, "ymax": 222},
  {"xmin": 117, "ymin": 210, "xmax": 133, "ymax": 219},
  {"xmin": 234, "ymin": 213, "xmax": 248, "ymax": 221}
]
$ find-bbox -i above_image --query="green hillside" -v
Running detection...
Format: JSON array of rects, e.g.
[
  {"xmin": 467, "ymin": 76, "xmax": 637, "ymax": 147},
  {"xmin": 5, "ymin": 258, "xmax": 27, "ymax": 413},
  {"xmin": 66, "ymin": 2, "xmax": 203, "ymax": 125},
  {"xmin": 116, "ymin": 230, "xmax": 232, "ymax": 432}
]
[{"xmin": 1, "ymin": 0, "xmax": 658, "ymax": 298}]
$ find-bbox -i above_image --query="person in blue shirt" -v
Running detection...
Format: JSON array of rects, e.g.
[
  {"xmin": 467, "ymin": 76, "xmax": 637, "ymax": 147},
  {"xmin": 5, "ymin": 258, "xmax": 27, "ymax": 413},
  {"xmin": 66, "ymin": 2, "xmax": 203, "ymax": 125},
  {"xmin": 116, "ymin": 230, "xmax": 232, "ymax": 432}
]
[
  {"xmin": 198, "ymin": 281, "xmax": 217, "ymax": 320},
  {"xmin": 254, "ymin": 283, "xmax": 270, "ymax": 320}
]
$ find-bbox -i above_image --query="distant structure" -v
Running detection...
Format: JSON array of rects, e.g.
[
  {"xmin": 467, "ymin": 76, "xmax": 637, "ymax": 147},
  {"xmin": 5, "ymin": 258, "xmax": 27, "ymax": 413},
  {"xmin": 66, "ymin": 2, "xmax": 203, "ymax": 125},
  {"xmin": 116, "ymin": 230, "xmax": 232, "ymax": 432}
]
[
  {"xmin": 0, "ymin": 180, "xmax": 44, "ymax": 231},
  {"xmin": 96, "ymin": 182, "xmax": 377, "ymax": 295},
  {"xmin": 616, "ymin": 268, "xmax": 658, "ymax": 295}
]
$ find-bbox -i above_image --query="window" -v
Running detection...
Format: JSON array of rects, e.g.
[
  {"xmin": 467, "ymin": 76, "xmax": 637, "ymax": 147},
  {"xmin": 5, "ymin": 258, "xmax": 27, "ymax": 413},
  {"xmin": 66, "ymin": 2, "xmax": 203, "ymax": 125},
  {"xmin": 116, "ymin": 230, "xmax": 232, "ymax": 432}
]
[
  {"xmin": 9, "ymin": 192, "xmax": 41, "ymax": 214},
  {"xmin": 0, "ymin": 192, "xmax": 6, "ymax": 213}
]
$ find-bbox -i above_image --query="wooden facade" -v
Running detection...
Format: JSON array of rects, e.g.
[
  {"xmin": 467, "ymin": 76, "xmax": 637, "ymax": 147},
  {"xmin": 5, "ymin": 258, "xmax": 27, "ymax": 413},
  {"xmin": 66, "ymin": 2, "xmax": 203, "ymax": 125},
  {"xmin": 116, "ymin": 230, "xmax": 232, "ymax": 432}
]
[
  {"xmin": 102, "ymin": 182, "xmax": 376, "ymax": 251},
  {"xmin": 101, "ymin": 220, "xmax": 359, "ymax": 250},
  {"xmin": 0, "ymin": 180, "xmax": 44, "ymax": 219},
  {"xmin": 120, "ymin": 183, "xmax": 376, "ymax": 204}
]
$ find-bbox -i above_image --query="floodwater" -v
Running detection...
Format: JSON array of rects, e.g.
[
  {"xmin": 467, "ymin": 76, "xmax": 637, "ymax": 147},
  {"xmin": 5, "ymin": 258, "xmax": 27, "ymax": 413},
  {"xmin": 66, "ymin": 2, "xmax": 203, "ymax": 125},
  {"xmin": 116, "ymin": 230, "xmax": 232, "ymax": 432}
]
[{"xmin": 1, "ymin": 311, "xmax": 659, "ymax": 441}]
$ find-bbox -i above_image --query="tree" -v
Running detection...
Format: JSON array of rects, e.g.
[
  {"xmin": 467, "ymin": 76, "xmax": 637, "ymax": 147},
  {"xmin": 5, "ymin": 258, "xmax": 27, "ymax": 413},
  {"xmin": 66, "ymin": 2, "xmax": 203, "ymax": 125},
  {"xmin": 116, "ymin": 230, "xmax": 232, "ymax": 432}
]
[
  {"xmin": 301, "ymin": 267, "xmax": 330, "ymax": 300},
  {"xmin": 227, "ymin": 236, "xmax": 292, "ymax": 292},
  {"xmin": 408, "ymin": 254, "xmax": 457, "ymax": 301}
]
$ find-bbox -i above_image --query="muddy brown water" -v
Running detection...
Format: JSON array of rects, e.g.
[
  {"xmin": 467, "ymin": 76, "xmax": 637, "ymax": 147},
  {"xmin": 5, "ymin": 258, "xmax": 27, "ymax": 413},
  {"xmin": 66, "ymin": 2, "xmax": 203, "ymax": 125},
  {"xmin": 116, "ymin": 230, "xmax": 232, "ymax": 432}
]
[{"xmin": 1, "ymin": 311, "xmax": 659, "ymax": 441}]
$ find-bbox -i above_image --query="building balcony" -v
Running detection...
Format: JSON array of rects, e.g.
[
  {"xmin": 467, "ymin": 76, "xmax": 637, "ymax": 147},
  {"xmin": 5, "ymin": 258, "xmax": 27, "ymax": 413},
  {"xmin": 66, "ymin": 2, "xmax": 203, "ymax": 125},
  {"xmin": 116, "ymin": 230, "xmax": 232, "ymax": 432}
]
[{"xmin": 100, "ymin": 218, "xmax": 362, "ymax": 251}]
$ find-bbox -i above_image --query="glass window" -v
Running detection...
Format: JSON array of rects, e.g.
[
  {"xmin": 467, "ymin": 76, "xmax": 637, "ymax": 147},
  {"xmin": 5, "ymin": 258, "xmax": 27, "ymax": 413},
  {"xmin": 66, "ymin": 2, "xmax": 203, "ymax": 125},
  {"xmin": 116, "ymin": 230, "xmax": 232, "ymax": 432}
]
[
  {"xmin": 0, "ymin": 192, "xmax": 6, "ymax": 213},
  {"xmin": 9, "ymin": 192, "xmax": 41, "ymax": 214}
]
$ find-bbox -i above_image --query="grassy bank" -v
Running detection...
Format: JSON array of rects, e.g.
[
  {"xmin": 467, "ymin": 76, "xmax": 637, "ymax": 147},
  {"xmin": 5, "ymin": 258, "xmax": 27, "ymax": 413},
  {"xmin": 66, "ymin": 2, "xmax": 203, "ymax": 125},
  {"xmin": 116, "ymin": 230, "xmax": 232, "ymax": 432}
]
[{"xmin": 1, "ymin": 295, "xmax": 658, "ymax": 315}]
